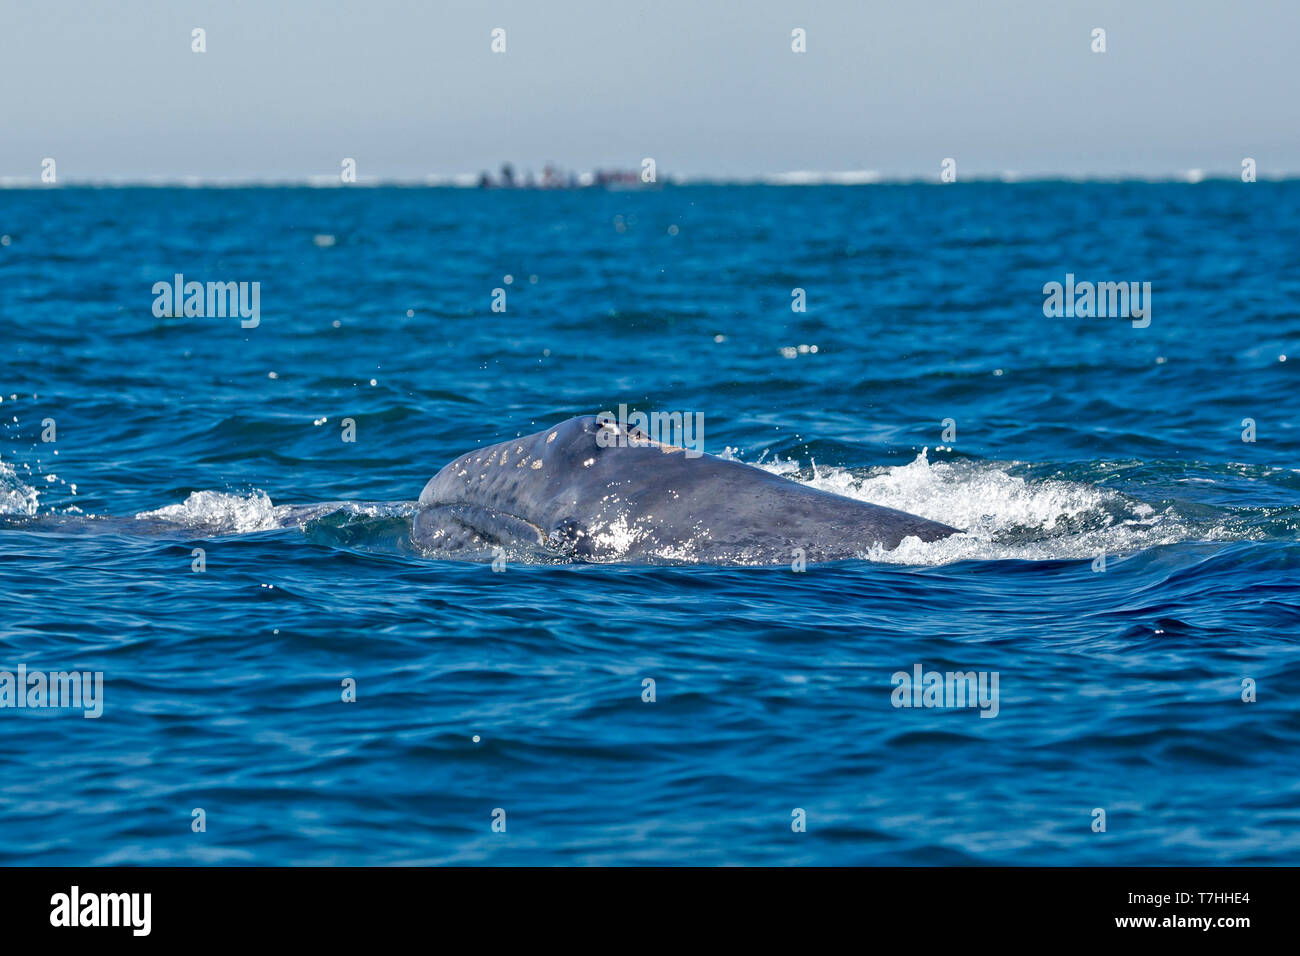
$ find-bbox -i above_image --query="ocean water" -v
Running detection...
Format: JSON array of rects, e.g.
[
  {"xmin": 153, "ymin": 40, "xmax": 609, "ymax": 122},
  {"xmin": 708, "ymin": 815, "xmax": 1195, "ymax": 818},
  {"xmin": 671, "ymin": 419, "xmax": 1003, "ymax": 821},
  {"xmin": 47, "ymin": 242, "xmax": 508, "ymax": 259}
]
[{"xmin": 0, "ymin": 182, "xmax": 1297, "ymax": 865}]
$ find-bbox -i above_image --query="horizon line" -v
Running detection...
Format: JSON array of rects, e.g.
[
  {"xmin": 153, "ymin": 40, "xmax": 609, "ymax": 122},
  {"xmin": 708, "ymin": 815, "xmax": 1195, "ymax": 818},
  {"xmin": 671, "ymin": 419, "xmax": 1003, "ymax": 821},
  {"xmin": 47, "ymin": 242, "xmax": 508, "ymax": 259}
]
[{"xmin": 1, "ymin": 169, "xmax": 1294, "ymax": 189}]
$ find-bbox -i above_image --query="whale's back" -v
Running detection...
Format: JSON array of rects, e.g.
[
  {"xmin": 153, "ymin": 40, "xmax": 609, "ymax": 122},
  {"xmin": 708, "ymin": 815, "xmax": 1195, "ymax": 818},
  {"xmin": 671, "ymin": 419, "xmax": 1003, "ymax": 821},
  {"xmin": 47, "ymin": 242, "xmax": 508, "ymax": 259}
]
[{"xmin": 414, "ymin": 416, "xmax": 959, "ymax": 563}]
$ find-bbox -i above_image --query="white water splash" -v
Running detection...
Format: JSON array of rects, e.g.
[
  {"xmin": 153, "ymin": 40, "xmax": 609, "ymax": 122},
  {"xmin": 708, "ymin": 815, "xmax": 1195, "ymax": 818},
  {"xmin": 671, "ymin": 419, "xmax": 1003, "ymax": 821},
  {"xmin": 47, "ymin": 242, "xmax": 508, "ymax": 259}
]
[
  {"xmin": 588, "ymin": 511, "xmax": 642, "ymax": 557},
  {"xmin": 137, "ymin": 490, "xmax": 291, "ymax": 533},
  {"xmin": 136, "ymin": 491, "xmax": 410, "ymax": 535},
  {"xmin": 729, "ymin": 449, "xmax": 1245, "ymax": 565},
  {"xmin": 0, "ymin": 459, "xmax": 39, "ymax": 516}
]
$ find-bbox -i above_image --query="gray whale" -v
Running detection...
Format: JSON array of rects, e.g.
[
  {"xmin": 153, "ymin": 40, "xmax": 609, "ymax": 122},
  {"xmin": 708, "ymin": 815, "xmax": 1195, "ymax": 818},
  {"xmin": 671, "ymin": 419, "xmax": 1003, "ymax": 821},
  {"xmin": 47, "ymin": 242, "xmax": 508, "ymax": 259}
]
[{"xmin": 413, "ymin": 415, "xmax": 959, "ymax": 564}]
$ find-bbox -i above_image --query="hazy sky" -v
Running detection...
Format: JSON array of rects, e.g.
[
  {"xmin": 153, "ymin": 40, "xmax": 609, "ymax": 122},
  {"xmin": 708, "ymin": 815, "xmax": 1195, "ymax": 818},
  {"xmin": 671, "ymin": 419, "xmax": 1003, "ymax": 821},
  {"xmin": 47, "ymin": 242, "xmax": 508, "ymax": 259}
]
[{"xmin": 2, "ymin": 0, "xmax": 1297, "ymax": 181}]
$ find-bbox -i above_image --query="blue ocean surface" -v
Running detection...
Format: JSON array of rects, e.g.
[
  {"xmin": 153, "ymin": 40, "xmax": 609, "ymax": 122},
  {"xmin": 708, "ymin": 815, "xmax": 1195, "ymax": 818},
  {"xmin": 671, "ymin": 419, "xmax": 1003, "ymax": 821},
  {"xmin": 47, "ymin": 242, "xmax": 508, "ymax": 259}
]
[{"xmin": 0, "ymin": 182, "xmax": 1297, "ymax": 864}]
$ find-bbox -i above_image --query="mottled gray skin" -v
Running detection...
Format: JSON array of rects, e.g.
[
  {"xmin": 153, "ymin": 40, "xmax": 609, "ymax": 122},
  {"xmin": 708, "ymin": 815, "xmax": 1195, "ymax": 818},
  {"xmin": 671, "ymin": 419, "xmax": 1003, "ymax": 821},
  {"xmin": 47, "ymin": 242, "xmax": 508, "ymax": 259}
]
[{"xmin": 413, "ymin": 416, "xmax": 959, "ymax": 564}]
